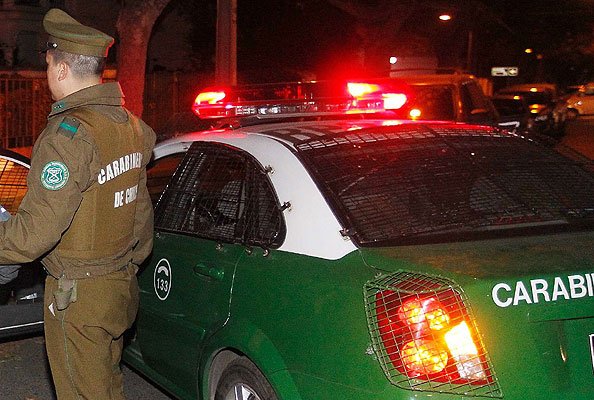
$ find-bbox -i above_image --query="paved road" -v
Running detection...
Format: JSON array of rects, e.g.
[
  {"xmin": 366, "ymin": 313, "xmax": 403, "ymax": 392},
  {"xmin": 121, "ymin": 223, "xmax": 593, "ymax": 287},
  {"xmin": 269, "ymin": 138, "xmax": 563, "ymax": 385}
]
[
  {"xmin": 559, "ymin": 115, "xmax": 594, "ymax": 159},
  {"xmin": 0, "ymin": 115, "xmax": 591, "ymax": 400},
  {"xmin": 0, "ymin": 335, "xmax": 174, "ymax": 400}
]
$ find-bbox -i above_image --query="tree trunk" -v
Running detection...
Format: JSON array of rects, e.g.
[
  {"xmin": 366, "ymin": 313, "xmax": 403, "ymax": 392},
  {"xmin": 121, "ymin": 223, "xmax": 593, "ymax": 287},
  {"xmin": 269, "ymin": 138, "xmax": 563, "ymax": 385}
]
[{"xmin": 116, "ymin": 0, "xmax": 171, "ymax": 117}]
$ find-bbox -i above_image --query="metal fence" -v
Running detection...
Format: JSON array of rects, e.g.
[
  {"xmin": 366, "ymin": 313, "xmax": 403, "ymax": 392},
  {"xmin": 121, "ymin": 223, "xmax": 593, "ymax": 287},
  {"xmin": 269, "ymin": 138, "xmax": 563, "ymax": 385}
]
[
  {"xmin": 0, "ymin": 75, "xmax": 51, "ymax": 148},
  {"xmin": 0, "ymin": 71, "xmax": 213, "ymax": 150},
  {"xmin": 142, "ymin": 71, "xmax": 213, "ymax": 134}
]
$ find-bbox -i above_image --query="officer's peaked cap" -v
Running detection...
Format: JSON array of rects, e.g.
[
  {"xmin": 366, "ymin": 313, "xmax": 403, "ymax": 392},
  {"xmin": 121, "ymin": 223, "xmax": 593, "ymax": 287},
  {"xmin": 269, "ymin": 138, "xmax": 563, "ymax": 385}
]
[{"xmin": 43, "ymin": 8, "xmax": 114, "ymax": 57}]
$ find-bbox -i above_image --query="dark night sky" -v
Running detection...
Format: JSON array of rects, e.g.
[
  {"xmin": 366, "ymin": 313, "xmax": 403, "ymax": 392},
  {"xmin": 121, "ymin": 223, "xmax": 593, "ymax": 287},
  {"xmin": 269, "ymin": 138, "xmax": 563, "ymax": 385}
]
[{"xmin": 165, "ymin": 0, "xmax": 594, "ymax": 86}]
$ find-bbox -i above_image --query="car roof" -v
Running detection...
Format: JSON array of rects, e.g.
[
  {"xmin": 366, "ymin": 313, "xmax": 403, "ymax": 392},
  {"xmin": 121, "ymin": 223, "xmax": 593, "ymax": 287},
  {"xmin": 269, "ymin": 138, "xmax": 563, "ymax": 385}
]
[
  {"xmin": 0, "ymin": 148, "xmax": 30, "ymax": 168},
  {"xmin": 396, "ymin": 73, "xmax": 478, "ymax": 86},
  {"xmin": 155, "ymin": 118, "xmax": 493, "ymax": 156},
  {"xmin": 499, "ymin": 83, "xmax": 557, "ymax": 93},
  {"xmin": 492, "ymin": 93, "xmax": 526, "ymax": 102}
]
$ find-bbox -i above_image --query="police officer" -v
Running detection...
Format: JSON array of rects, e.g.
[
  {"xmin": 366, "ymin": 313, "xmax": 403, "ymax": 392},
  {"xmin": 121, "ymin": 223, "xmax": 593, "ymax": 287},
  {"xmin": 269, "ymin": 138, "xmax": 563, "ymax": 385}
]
[{"xmin": 0, "ymin": 8, "xmax": 155, "ymax": 400}]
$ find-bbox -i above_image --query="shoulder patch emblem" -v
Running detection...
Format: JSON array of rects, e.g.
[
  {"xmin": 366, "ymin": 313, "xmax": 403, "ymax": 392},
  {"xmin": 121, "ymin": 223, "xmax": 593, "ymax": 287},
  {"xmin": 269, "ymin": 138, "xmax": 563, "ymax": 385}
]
[
  {"xmin": 41, "ymin": 161, "xmax": 69, "ymax": 190},
  {"xmin": 58, "ymin": 117, "xmax": 80, "ymax": 138}
]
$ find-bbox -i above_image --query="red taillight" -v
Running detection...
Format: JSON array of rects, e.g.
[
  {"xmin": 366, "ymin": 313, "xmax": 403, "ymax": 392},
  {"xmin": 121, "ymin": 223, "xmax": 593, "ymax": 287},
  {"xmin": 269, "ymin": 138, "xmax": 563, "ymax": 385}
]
[
  {"xmin": 366, "ymin": 272, "xmax": 501, "ymax": 396},
  {"xmin": 375, "ymin": 286, "xmax": 491, "ymax": 384},
  {"xmin": 398, "ymin": 297, "xmax": 450, "ymax": 330}
]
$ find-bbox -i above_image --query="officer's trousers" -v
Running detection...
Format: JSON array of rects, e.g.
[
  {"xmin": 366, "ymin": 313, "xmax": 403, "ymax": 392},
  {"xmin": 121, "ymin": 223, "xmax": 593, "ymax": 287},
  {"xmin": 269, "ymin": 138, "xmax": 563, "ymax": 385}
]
[{"xmin": 43, "ymin": 265, "xmax": 139, "ymax": 400}]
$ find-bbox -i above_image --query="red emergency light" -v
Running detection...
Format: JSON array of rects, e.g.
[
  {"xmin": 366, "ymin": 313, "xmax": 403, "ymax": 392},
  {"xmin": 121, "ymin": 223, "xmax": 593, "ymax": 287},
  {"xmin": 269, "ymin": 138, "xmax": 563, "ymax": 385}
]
[{"xmin": 192, "ymin": 80, "xmax": 409, "ymax": 119}]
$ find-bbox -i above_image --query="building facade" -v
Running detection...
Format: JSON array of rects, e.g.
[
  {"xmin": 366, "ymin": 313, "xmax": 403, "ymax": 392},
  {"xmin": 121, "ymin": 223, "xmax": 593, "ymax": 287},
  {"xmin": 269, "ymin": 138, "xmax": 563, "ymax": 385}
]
[{"xmin": 0, "ymin": 0, "xmax": 68, "ymax": 69}]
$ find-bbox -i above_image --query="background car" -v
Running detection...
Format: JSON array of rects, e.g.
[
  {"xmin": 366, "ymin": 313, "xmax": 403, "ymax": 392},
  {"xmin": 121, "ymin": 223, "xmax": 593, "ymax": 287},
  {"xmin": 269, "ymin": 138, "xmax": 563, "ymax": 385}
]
[
  {"xmin": 123, "ymin": 82, "xmax": 594, "ymax": 400},
  {"xmin": 565, "ymin": 82, "xmax": 594, "ymax": 119},
  {"xmin": 491, "ymin": 93, "xmax": 535, "ymax": 134},
  {"xmin": 496, "ymin": 83, "xmax": 567, "ymax": 136},
  {"xmin": 0, "ymin": 149, "xmax": 44, "ymax": 340},
  {"xmin": 388, "ymin": 71, "xmax": 499, "ymax": 126}
]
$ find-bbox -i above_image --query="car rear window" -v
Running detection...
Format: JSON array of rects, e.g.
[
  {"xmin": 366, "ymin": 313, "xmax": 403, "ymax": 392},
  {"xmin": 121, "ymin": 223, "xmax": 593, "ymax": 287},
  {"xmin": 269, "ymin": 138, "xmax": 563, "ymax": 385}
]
[
  {"xmin": 505, "ymin": 91, "xmax": 551, "ymax": 105},
  {"xmin": 408, "ymin": 84, "xmax": 455, "ymax": 121},
  {"xmin": 492, "ymin": 98, "xmax": 526, "ymax": 116},
  {"xmin": 296, "ymin": 124, "xmax": 594, "ymax": 246}
]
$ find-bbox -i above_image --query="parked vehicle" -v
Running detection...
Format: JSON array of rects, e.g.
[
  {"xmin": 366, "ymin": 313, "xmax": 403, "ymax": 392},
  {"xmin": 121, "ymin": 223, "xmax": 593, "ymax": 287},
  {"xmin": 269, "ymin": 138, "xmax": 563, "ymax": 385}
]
[
  {"xmin": 491, "ymin": 94, "xmax": 535, "ymax": 133},
  {"xmin": 122, "ymin": 81, "xmax": 594, "ymax": 400},
  {"xmin": 566, "ymin": 82, "xmax": 594, "ymax": 119},
  {"xmin": 496, "ymin": 83, "xmax": 567, "ymax": 136},
  {"xmin": 391, "ymin": 72, "xmax": 499, "ymax": 126},
  {"xmin": 0, "ymin": 149, "xmax": 44, "ymax": 339}
]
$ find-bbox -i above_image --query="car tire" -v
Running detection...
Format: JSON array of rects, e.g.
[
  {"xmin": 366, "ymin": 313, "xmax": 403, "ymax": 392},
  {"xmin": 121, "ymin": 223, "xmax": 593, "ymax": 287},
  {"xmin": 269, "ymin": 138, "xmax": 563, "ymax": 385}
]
[{"xmin": 215, "ymin": 357, "xmax": 279, "ymax": 400}]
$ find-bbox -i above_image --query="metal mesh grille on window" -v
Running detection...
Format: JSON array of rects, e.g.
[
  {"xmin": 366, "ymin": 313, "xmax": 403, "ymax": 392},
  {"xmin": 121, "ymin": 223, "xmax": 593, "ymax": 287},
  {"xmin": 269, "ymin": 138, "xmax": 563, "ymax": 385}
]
[
  {"xmin": 0, "ymin": 159, "xmax": 28, "ymax": 215},
  {"xmin": 296, "ymin": 124, "xmax": 594, "ymax": 245},
  {"xmin": 155, "ymin": 144, "xmax": 284, "ymax": 247}
]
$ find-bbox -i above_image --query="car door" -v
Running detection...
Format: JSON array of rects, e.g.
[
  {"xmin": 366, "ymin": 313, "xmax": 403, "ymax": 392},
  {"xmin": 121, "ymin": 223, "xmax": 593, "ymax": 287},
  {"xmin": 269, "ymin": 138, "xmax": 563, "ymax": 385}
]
[
  {"xmin": 582, "ymin": 89, "xmax": 594, "ymax": 114},
  {"xmin": 0, "ymin": 149, "xmax": 45, "ymax": 339},
  {"xmin": 461, "ymin": 80, "xmax": 497, "ymax": 125},
  {"xmin": 135, "ymin": 141, "xmax": 279, "ymax": 395}
]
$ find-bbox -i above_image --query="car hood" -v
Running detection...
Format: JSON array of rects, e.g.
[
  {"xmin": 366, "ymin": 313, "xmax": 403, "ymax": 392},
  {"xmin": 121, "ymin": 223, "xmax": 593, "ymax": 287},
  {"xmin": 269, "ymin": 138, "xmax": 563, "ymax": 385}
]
[{"xmin": 358, "ymin": 230, "xmax": 594, "ymax": 321}]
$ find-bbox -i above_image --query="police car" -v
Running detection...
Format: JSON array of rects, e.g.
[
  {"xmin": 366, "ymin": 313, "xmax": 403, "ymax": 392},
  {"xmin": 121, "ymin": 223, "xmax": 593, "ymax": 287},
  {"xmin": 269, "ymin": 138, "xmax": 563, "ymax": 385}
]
[
  {"xmin": 0, "ymin": 149, "xmax": 44, "ymax": 339},
  {"xmin": 119, "ymin": 81, "xmax": 594, "ymax": 400}
]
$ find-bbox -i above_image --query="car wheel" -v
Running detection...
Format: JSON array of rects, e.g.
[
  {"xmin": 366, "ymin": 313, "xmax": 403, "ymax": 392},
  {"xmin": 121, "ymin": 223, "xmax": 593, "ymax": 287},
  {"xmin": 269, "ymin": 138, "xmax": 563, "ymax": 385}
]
[{"xmin": 215, "ymin": 358, "xmax": 278, "ymax": 400}]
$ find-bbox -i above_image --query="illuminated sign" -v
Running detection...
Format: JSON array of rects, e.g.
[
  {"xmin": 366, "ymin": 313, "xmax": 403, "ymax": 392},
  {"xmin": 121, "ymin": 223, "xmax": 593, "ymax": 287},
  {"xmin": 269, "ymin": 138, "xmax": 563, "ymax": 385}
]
[{"xmin": 491, "ymin": 67, "xmax": 519, "ymax": 77}]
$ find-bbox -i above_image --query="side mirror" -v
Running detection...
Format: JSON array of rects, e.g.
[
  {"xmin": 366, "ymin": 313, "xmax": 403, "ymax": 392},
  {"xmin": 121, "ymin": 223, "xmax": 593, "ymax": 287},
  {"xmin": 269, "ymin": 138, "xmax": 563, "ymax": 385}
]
[{"xmin": 470, "ymin": 108, "xmax": 488, "ymax": 115}]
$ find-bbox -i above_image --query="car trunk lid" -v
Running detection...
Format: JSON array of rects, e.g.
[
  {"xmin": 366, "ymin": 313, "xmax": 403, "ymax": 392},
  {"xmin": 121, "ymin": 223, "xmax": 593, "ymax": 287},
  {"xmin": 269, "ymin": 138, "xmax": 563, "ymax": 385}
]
[{"xmin": 359, "ymin": 230, "xmax": 594, "ymax": 399}]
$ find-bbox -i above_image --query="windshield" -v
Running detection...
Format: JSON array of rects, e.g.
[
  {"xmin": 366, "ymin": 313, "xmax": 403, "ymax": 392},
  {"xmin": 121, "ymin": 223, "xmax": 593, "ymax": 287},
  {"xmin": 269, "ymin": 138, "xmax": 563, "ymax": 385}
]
[
  {"xmin": 296, "ymin": 124, "xmax": 594, "ymax": 246},
  {"xmin": 408, "ymin": 84, "xmax": 456, "ymax": 120},
  {"xmin": 504, "ymin": 91, "xmax": 551, "ymax": 105},
  {"xmin": 492, "ymin": 98, "xmax": 526, "ymax": 116}
]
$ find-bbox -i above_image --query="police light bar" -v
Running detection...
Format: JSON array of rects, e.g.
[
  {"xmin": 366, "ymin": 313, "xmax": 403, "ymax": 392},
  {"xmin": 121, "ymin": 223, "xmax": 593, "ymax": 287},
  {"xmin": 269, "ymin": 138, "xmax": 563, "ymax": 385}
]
[{"xmin": 192, "ymin": 80, "xmax": 408, "ymax": 119}]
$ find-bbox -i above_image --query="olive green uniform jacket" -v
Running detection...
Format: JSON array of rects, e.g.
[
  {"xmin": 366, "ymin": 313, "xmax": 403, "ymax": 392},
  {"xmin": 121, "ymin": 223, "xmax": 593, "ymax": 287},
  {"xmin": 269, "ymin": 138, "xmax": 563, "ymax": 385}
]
[{"xmin": 0, "ymin": 82, "xmax": 156, "ymax": 278}]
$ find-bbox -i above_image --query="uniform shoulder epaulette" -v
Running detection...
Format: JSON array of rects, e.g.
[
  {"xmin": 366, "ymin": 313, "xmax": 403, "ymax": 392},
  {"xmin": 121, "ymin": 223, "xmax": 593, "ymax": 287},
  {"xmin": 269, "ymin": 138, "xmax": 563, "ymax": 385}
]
[{"xmin": 57, "ymin": 116, "xmax": 81, "ymax": 139}]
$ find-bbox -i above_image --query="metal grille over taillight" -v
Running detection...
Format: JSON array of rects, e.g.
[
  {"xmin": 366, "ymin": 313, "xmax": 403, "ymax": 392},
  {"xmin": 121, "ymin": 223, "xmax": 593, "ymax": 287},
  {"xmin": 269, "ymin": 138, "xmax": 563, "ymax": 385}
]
[{"xmin": 364, "ymin": 271, "xmax": 503, "ymax": 398}]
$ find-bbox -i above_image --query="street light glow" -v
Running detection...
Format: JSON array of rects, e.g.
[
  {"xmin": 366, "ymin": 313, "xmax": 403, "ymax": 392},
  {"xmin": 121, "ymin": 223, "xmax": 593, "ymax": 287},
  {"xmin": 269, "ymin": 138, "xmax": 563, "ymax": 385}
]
[
  {"xmin": 439, "ymin": 14, "xmax": 452, "ymax": 21},
  {"xmin": 525, "ymin": 48, "xmax": 533, "ymax": 54}
]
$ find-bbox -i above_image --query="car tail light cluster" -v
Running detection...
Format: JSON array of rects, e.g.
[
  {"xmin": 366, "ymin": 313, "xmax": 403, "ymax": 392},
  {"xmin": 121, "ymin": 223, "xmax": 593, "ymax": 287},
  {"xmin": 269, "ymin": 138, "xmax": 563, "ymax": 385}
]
[{"xmin": 364, "ymin": 271, "xmax": 502, "ymax": 398}]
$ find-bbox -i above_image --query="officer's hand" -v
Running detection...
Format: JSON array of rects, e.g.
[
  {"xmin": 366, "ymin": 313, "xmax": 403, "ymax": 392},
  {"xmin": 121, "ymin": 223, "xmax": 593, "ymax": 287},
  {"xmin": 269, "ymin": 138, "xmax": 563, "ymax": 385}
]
[{"xmin": 0, "ymin": 205, "xmax": 20, "ymax": 284}]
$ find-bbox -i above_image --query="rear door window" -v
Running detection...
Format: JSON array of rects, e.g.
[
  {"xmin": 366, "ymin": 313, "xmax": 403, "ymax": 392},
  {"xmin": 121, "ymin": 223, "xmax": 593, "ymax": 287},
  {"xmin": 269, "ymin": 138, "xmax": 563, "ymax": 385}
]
[{"xmin": 155, "ymin": 142, "xmax": 286, "ymax": 248}]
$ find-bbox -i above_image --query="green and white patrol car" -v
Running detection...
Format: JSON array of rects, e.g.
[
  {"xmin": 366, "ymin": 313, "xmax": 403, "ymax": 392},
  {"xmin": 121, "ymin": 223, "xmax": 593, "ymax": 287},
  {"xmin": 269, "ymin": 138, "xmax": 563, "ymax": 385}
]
[{"xmin": 123, "ymin": 81, "xmax": 594, "ymax": 400}]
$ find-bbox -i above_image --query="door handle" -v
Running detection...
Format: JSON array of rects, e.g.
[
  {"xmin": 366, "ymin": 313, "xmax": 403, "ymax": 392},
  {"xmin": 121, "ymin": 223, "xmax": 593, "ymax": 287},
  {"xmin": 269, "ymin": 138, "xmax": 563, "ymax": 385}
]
[{"xmin": 193, "ymin": 263, "xmax": 224, "ymax": 280}]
